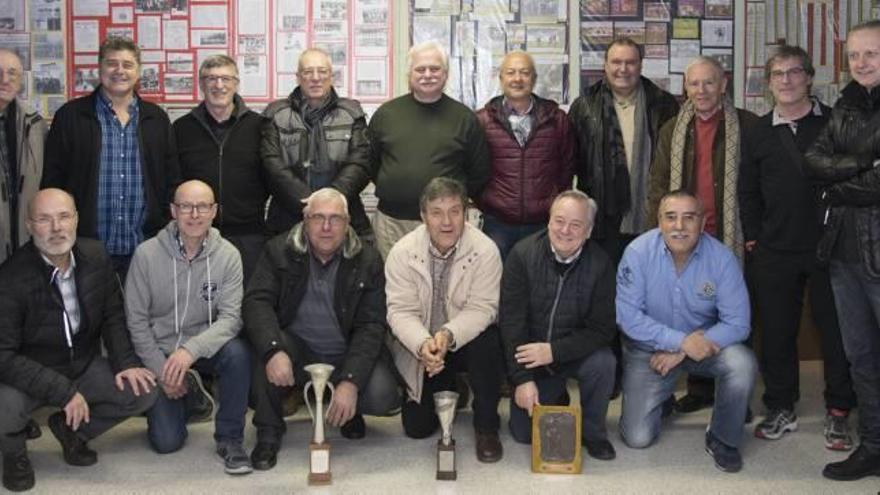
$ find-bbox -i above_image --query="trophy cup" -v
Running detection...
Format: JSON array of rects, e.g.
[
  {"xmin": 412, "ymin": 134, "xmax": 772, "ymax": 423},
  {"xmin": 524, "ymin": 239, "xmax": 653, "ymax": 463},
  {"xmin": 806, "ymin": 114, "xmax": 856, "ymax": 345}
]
[
  {"xmin": 434, "ymin": 391, "xmax": 459, "ymax": 480},
  {"xmin": 304, "ymin": 363, "xmax": 336, "ymax": 485}
]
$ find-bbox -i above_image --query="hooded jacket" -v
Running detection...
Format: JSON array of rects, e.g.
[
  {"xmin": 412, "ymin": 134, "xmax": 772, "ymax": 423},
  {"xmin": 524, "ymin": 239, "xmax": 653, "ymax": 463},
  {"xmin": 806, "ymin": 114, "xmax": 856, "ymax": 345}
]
[{"xmin": 124, "ymin": 221, "xmax": 243, "ymax": 378}]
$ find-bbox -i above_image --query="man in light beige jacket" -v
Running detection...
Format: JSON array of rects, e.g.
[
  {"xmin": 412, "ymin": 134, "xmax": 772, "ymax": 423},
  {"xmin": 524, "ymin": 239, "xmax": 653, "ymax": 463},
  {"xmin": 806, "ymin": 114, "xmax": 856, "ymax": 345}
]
[{"xmin": 385, "ymin": 177, "xmax": 505, "ymax": 463}]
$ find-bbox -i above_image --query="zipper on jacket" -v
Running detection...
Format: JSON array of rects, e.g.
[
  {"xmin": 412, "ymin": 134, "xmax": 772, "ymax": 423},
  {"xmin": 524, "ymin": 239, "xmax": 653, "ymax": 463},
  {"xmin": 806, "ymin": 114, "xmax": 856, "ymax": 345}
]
[{"xmin": 545, "ymin": 265, "xmax": 573, "ymax": 342}]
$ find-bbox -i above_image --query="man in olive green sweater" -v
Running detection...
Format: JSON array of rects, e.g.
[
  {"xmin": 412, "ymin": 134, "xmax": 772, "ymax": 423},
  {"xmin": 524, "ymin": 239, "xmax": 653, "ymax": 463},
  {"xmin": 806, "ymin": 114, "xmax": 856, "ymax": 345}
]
[{"xmin": 368, "ymin": 41, "xmax": 490, "ymax": 258}]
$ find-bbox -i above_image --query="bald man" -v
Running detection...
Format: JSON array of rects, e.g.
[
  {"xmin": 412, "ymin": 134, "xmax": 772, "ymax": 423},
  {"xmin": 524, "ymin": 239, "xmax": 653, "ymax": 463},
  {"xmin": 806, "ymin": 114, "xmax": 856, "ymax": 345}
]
[
  {"xmin": 0, "ymin": 189, "xmax": 156, "ymax": 492},
  {"xmin": 125, "ymin": 180, "xmax": 251, "ymax": 475}
]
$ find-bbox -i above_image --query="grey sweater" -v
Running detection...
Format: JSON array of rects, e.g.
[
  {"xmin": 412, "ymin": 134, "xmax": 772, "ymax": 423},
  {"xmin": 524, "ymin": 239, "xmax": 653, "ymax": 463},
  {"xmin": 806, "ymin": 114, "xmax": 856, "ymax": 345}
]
[{"xmin": 125, "ymin": 221, "xmax": 243, "ymax": 378}]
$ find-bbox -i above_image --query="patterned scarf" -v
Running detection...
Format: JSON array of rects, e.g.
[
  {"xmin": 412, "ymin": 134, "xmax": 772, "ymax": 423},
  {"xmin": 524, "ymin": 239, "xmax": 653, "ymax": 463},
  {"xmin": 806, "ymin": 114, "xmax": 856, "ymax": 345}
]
[
  {"xmin": 601, "ymin": 87, "xmax": 630, "ymax": 219},
  {"xmin": 669, "ymin": 98, "xmax": 743, "ymax": 262}
]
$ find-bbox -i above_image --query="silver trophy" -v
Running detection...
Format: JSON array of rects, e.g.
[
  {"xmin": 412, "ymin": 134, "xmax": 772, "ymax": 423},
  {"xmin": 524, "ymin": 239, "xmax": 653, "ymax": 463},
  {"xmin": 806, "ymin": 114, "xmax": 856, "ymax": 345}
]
[
  {"xmin": 434, "ymin": 391, "xmax": 459, "ymax": 480},
  {"xmin": 304, "ymin": 363, "xmax": 336, "ymax": 485}
]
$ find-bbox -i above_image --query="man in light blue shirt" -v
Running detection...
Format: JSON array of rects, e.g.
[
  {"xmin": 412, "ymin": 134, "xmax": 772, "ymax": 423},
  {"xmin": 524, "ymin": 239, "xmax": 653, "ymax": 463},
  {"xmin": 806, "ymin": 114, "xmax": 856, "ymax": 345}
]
[{"xmin": 616, "ymin": 189, "xmax": 756, "ymax": 473}]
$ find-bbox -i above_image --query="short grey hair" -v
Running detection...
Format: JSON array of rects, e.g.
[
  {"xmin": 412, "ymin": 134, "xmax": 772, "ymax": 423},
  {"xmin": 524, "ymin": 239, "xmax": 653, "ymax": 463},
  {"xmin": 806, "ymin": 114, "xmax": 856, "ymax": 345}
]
[
  {"xmin": 684, "ymin": 56, "xmax": 726, "ymax": 83},
  {"xmin": 407, "ymin": 42, "xmax": 449, "ymax": 72},
  {"xmin": 199, "ymin": 54, "xmax": 238, "ymax": 78},
  {"xmin": 419, "ymin": 177, "xmax": 467, "ymax": 213},
  {"xmin": 303, "ymin": 188, "xmax": 349, "ymax": 217},
  {"xmin": 297, "ymin": 48, "xmax": 333, "ymax": 73},
  {"xmin": 550, "ymin": 190, "xmax": 598, "ymax": 227}
]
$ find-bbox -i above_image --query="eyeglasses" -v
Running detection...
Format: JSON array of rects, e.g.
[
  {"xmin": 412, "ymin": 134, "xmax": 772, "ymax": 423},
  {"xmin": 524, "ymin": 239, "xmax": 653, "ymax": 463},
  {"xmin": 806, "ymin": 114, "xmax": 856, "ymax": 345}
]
[
  {"xmin": 174, "ymin": 203, "xmax": 216, "ymax": 215},
  {"xmin": 306, "ymin": 213, "xmax": 347, "ymax": 228},
  {"xmin": 769, "ymin": 67, "xmax": 807, "ymax": 81},
  {"xmin": 0, "ymin": 68, "xmax": 22, "ymax": 82},
  {"xmin": 298, "ymin": 67, "xmax": 332, "ymax": 79},
  {"xmin": 201, "ymin": 75, "xmax": 239, "ymax": 85},
  {"xmin": 30, "ymin": 212, "xmax": 77, "ymax": 227}
]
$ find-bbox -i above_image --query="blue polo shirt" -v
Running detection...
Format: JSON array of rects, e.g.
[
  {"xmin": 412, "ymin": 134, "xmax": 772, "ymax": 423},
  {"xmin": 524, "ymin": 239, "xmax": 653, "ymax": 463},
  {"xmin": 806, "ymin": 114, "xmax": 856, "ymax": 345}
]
[{"xmin": 615, "ymin": 229, "xmax": 750, "ymax": 353}]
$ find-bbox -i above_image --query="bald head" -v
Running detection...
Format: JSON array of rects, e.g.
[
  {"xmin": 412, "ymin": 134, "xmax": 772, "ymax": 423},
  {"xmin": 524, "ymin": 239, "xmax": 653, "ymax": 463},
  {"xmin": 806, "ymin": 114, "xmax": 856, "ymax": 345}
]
[
  {"xmin": 0, "ymin": 48, "xmax": 24, "ymax": 111},
  {"xmin": 26, "ymin": 189, "xmax": 79, "ymax": 263},
  {"xmin": 173, "ymin": 179, "xmax": 216, "ymax": 204},
  {"xmin": 28, "ymin": 188, "xmax": 76, "ymax": 220}
]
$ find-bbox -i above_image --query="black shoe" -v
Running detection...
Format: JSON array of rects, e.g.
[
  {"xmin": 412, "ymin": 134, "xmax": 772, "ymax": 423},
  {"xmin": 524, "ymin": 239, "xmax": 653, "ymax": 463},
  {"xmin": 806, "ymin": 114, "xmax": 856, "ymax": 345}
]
[
  {"xmin": 475, "ymin": 430, "xmax": 503, "ymax": 463},
  {"xmin": 24, "ymin": 420, "xmax": 41, "ymax": 440},
  {"xmin": 340, "ymin": 414, "xmax": 366, "ymax": 440},
  {"xmin": 675, "ymin": 393, "xmax": 714, "ymax": 413},
  {"xmin": 47, "ymin": 412, "xmax": 97, "ymax": 467},
  {"xmin": 705, "ymin": 430, "xmax": 742, "ymax": 473},
  {"xmin": 661, "ymin": 395, "xmax": 676, "ymax": 419},
  {"xmin": 2, "ymin": 451, "xmax": 34, "ymax": 492},
  {"xmin": 822, "ymin": 445, "xmax": 880, "ymax": 481},
  {"xmin": 184, "ymin": 370, "xmax": 215, "ymax": 423},
  {"xmin": 250, "ymin": 442, "xmax": 279, "ymax": 471},
  {"xmin": 583, "ymin": 439, "xmax": 616, "ymax": 460}
]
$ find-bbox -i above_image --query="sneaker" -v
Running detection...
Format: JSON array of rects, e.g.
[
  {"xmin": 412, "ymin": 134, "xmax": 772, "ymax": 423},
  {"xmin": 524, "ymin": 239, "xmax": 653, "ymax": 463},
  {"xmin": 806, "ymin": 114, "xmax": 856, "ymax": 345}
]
[
  {"xmin": 2, "ymin": 451, "xmax": 34, "ymax": 492},
  {"xmin": 47, "ymin": 412, "xmax": 97, "ymax": 466},
  {"xmin": 184, "ymin": 370, "xmax": 215, "ymax": 423},
  {"xmin": 824, "ymin": 410, "xmax": 854, "ymax": 451},
  {"xmin": 754, "ymin": 408, "xmax": 798, "ymax": 440},
  {"xmin": 823, "ymin": 444, "xmax": 880, "ymax": 481},
  {"xmin": 705, "ymin": 430, "xmax": 743, "ymax": 473},
  {"xmin": 217, "ymin": 442, "xmax": 253, "ymax": 475}
]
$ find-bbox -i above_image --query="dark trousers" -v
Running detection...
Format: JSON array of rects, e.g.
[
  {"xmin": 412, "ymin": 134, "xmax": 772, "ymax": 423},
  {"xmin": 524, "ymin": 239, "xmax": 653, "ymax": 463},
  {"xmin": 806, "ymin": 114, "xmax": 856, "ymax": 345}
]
[
  {"xmin": 401, "ymin": 325, "xmax": 503, "ymax": 438},
  {"xmin": 508, "ymin": 348, "xmax": 615, "ymax": 443},
  {"xmin": 110, "ymin": 254, "xmax": 132, "ymax": 286},
  {"xmin": 0, "ymin": 357, "xmax": 157, "ymax": 455},
  {"xmin": 829, "ymin": 260, "xmax": 880, "ymax": 452},
  {"xmin": 251, "ymin": 331, "xmax": 401, "ymax": 444},
  {"xmin": 749, "ymin": 247, "xmax": 855, "ymax": 411},
  {"xmin": 224, "ymin": 232, "xmax": 267, "ymax": 287},
  {"xmin": 482, "ymin": 214, "xmax": 544, "ymax": 261}
]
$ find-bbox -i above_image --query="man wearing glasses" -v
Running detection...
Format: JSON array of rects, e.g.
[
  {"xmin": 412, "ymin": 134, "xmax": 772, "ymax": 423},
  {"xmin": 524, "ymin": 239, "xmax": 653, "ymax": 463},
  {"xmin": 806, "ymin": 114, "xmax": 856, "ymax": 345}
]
[
  {"xmin": 173, "ymin": 55, "xmax": 269, "ymax": 284},
  {"xmin": 42, "ymin": 37, "xmax": 179, "ymax": 280},
  {"xmin": 244, "ymin": 188, "xmax": 398, "ymax": 470},
  {"xmin": 261, "ymin": 48, "xmax": 373, "ymax": 241},
  {"xmin": 125, "ymin": 180, "xmax": 251, "ymax": 475},
  {"xmin": 739, "ymin": 45, "xmax": 855, "ymax": 451}
]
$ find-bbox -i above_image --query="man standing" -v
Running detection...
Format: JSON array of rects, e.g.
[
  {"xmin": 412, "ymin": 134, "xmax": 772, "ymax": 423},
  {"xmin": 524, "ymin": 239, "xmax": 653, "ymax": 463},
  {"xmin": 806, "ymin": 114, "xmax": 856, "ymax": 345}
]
[
  {"xmin": 125, "ymin": 180, "xmax": 251, "ymax": 474},
  {"xmin": 475, "ymin": 50, "xmax": 576, "ymax": 259},
  {"xmin": 739, "ymin": 45, "xmax": 855, "ymax": 449},
  {"xmin": 174, "ymin": 55, "xmax": 269, "ymax": 283},
  {"xmin": 648, "ymin": 56, "xmax": 758, "ymax": 412},
  {"xmin": 385, "ymin": 177, "xmax": 505, "ymax": 462},
  {"xmin": 568, "ymin": 38, "xmax": 679, "ymax": 263},
  {"xmin": 500, "ymin": 190, "xmax": 617, "ymax": 460},
  {"xmin": 617, "ymin": 190, "xmax": 756, "ymax": 473},
  {"xmin": 805, "ymin": 20, "xmax": 880, "ymax": 481},
  {"xmin": 0, "ymin": 189, "xmax": 157, "ymax": 492},
  {"xmin": 244, "ymin": 188, "xmax": 399, "ymax": 471},
  {"xmin": 42, "ymin": 37, "xmax": 179, "ymax": 279},
  {"xmin": 0, "ymin": 48, "xmax": 47, "ymax": 264},
  {"xmin": 369, "ymin": 42, "xmax": 490, "ymax": 258},
  {"xmin": 261, "ymin": 48, "xmax": 372, "ymax": 240}
]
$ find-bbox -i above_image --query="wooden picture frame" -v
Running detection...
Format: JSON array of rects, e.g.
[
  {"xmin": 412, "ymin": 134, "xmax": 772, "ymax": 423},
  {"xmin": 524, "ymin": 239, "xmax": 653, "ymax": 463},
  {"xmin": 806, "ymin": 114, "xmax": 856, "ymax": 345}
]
[{"xmin": 531, "ymin": 404, "xmax": 582, "ymax": 474}]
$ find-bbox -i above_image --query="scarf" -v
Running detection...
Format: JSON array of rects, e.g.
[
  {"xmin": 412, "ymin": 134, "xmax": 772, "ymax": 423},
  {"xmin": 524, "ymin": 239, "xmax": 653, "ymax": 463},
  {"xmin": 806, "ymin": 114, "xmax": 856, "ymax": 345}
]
[
  {"xmin": 295, "ymin": 89, "xmax": 337, "ymax": 188},
  {"xmin": 620, "ymin": 84, "xmax": 651, "ymax": 234},
  {"xmin": 669, "ymin": 98, "xmax": 743, "ymax": 262},
  {"xmin": 601, "ymin": 86, "xmax": 631, "ymax": 219}
]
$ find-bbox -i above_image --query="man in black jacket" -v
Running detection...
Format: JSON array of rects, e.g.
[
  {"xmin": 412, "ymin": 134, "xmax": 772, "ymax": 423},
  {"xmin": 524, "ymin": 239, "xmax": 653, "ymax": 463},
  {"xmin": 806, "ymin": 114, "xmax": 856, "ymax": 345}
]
[
  {"xmin": 174, "ymin": 55, "xmax": 269, "ymax": 283},
  {"xmin": 0, "ymin": 189, "xmax": 157, "ymax": 492},
  {"xmin": 243, "ymin": 188, "xmax": 399, "ymax": 471},
  {"xmin": 499, "ymin": 190, "xmax": 618, "ymax": 461},
  {"xmin": 261, "ymin": 48, "xmax": 372, "ymax": 240},
  {"xmin": 739, "ymin": 45, "xmax": 855, "ymax": 450},
  {"xmin": 42, "ymin": 37, "xmax": 179, "ymax": 280},
  {"xmin": 805, "ymin": 20, "xmax": 880, "ymax": 481}
]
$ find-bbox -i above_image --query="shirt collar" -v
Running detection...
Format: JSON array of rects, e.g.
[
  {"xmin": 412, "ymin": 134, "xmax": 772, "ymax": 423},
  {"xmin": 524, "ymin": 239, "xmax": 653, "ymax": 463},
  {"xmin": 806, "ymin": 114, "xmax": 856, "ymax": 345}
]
[
  {"xmin": 174, "ymin": 224, "xmax": 207, "ymax": 260},
  {"xmin": 97, "ymin": 88, "xmax": 139, "ymax": 114},
  {"xmin": 42, "ymin": 251, "xmax": 77, "ymax": 280},
  {"xmin": 502, "ymin": 95, "xmax": 534, "ymax": 116},
  {"xmin": 429, "ymin": 240, "xmax": 459, "ymax": 260},
  {"xmin": 772, "ymin": 97, "xmax": 823, "ymax": 127},
  {"xmin": 551, "ymin": 243, "xmax": 583, "ymax": 264}
]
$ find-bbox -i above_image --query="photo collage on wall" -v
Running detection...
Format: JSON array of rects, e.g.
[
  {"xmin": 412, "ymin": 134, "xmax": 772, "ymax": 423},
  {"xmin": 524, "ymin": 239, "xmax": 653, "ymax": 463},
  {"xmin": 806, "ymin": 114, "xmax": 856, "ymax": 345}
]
[
  {"xmin": 411, "ymin": 0, "xmax": 571, "ymax": 110},
  {"xmin": 580, "ymin": 0, "xmax": 733, "ymax": 97}
]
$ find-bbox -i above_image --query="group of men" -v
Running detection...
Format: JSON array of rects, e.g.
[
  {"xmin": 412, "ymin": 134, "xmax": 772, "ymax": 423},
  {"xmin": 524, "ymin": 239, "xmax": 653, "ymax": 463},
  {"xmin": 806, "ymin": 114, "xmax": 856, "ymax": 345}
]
[{"xmin": 2, "ymin": 17, "xmax": 880, "ymax": 492}]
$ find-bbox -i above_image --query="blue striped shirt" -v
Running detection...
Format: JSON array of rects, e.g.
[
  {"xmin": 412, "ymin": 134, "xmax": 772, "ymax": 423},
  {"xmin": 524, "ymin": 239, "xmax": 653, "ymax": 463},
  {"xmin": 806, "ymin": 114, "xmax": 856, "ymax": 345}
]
[{"xmin": 95, "ymin": 91, "xmax": 145, "ymax": 255}]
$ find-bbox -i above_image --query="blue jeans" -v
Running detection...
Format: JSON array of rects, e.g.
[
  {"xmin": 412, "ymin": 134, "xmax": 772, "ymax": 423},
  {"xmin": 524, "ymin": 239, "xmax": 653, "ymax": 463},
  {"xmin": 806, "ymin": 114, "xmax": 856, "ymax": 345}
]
[
  {"xmin": 147, "ymin": 338, "xmax": 252, "ymax": 453},
  {"xmin": 508, "ymin": 348, "xmax": 615, "ymax": 443},
  {"xmin": 619, "ymin": 341, "xmax": 756, "ymax": 449},
  {"xmin": 482, "ymin": 214, "xmax": 544, "ymax": 260},
  {"xmin": 829, "ymin": 260, "xmax": 880, "ymax": 452}
]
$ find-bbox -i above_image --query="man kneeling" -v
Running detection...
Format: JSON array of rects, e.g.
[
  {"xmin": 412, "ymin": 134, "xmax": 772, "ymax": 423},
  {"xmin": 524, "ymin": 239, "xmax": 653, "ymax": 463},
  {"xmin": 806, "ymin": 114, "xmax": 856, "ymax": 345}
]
[
  {"xmin": 0, "ymin": 189, "xmax": 157, "ymax": 492},
  {"xmin": 616, "ymin": 189, "xmax": 756, "ymax": 472},
  {"xmin": 244, "ymin": 188, "xmax": 399, "ymax": 471}
]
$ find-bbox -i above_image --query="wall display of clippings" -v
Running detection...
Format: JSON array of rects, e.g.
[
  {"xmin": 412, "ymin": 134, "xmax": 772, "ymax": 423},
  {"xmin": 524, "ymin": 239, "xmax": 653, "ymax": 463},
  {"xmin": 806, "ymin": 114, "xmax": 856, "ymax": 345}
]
[
  {"xmin": 411, "ymin": 0, "xmax": 572, "ymax": 110},
  {"xmin": 742, "ymin": 0, "xmax": 880, "ymax": 116},
  {"xmin": 56, "ymin": 0, "xmax": 392, "ymax": 113},
  {"xmin": 0, "ymin": 0, "xmax": 66, "ymax": 117},
  {"xmin": 580, "ymin": 0, "xmax": 733, "ymax": 97}
]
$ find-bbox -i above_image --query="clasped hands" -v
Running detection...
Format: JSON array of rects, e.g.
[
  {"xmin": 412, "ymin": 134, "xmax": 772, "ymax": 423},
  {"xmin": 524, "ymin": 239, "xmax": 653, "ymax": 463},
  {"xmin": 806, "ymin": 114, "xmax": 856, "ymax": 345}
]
[
  {"xmin": 419, "ymin": 329, "xmax": 453, "ymax": 377},
  {"xmin": 650, "ymin": 330, "xmax": 719, "ymax": 377}
]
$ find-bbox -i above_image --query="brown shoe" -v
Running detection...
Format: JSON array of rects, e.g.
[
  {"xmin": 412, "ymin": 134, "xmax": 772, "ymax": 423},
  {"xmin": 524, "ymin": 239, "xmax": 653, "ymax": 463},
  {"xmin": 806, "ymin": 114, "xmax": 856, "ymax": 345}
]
[{"xmin": 475, "ymin": 430, "xmax": 503, "ymax": 463}]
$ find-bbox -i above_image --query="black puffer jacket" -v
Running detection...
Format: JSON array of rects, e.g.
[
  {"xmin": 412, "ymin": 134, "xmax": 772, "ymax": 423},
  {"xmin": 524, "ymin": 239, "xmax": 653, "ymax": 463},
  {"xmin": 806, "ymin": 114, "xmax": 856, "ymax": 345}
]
[
  {"xmin": 260, "ymin": 88, "xmax": 372, "ymax": 236},
  {"xmin": 805, "ymin": 81, "xmax": 880, "ymax": 277},
  {"xmin": 243, "ymin": 223, "xmax": 386, "ymax": 390},
  {"xmin": 0, "ymin": 239, "xmax": 142, "ymax": 406},
  {"xmin": 499, "ymin": 230, "xmax": 617, "ymax": 386}
]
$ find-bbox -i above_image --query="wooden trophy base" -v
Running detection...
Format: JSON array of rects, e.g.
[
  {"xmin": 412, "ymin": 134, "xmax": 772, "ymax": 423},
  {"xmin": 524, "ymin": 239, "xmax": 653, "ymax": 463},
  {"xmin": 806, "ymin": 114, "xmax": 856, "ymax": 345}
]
[
  {"xmin": 308, "ymin": 441, "xmax": 332, "ymax": 485},
  {"xmin": 436, "ymin": 439, "xmax": 457, "ymax": 481}
]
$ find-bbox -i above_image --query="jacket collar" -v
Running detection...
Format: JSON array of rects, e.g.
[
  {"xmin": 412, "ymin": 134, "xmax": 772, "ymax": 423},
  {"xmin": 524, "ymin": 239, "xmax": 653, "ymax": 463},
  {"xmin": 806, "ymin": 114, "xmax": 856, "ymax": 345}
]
[{"xmin": 485, "ymin": 93, "xmax": 556, "ymax": 127}]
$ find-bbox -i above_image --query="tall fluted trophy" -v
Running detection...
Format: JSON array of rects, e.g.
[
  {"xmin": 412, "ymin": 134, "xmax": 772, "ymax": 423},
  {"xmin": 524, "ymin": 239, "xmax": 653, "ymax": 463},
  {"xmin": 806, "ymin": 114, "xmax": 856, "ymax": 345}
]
[
  {"xmin": 304, "ymin": 363, "xmax": 336, "ymax": 485},
  {"xmin": 434, "ymin": 391, "xmax": 459, "ymax": 480}
]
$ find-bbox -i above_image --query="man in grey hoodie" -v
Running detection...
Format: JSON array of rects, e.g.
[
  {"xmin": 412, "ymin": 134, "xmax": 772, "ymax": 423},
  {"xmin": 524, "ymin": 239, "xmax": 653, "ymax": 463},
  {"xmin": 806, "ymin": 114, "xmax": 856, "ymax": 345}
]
[{"xmin": 125, "ymin": 179, "xmax": 251, "ymax": 475}]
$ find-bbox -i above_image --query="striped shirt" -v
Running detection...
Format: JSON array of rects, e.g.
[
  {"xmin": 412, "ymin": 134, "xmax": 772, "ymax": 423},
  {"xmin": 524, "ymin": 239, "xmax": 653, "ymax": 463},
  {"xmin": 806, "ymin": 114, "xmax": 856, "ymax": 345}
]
[{"xmin": 95, "ymin": 91, "xmax": 145, "ymax": 256}]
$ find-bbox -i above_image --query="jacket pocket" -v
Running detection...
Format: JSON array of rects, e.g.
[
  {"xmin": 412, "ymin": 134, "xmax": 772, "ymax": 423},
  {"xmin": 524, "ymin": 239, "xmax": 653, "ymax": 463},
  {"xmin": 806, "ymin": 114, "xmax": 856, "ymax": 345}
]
[{"xmin": 324, "ymin": 127, "xmax": 352, "ymax": 163}]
